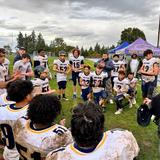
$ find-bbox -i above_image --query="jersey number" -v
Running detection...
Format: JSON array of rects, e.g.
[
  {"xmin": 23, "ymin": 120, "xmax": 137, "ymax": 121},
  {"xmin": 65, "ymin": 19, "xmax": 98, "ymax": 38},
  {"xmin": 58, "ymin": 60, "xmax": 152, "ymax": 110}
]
[
  {"xmin": 73, "ymin": 62, "xmax": 80, "ymax": 68},
  {"xmin": 16, "ymin": 143, "xmax": 41, "ymax": 160},
  {"xmin": 0, "ymin": 124, "xmax": 15, "ymax": 149}
]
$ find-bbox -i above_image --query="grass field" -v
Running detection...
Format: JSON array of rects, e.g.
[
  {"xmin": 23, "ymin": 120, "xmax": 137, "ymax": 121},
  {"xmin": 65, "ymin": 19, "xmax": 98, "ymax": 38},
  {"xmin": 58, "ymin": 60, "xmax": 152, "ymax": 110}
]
[{"xmin": 1, "ymin": 55, "xmax": 160, "ymax": 159}]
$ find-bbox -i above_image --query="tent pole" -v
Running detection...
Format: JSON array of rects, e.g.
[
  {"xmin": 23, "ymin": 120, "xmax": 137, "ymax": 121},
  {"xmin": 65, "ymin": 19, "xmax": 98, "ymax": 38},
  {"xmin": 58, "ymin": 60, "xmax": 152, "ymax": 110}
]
[{"xmin": 157, "ymin": 15, "xmax": 160, "ymax": 48}]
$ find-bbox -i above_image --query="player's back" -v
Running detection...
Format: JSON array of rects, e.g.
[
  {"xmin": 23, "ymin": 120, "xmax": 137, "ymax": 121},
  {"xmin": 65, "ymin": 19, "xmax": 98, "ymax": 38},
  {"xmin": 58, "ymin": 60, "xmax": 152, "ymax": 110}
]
[
  {"xmin": 14, "ymin": 117, "xmax": 73, "ymax": 160},
  {"xmin": 0, "ymin": 104, "xmax": 29, "ymax": 159},
  {"xmin": 46, "ymin": 129, "xmax": 139, "ymax": 160},
  {"xmin": 0, "ymin": 93, "xmax": 15, "ymax": 106}
]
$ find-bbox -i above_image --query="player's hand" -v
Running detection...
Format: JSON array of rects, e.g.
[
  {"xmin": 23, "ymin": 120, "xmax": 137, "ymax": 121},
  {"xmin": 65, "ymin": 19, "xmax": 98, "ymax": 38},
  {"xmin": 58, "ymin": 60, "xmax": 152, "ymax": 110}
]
[
  {"xmin": 143, "ymin": 98, "xmax": 152, "ymax": 105},
  {"xmin": 60, "ymin": 119, "xmax": 66, "ymax": 126}
]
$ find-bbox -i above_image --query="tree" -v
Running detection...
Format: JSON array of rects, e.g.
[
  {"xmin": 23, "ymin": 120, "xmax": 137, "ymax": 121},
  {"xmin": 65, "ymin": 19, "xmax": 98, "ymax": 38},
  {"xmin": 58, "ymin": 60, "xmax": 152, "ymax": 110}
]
[
  {"xmin": 94, "ymin": 43, "xmax": 101, "ymax": 53},
  {"xmin": 29, "ymin": 30, "xmax": 36, "ymax": 53},
  {"xmin": 17, "ymin": 32, "xmax": 24, "ymax": 48},
  {"xmin": 120, "ymin": 27, "xmax": 146, "ymax": 44},
  {"xmin": 36, "ymin": 33, "xmax": 45, "ymax": 51},
  {"xmin": 4, "ymin": 45, "xmax": 12, "ymax": 53},
  {"xmin": 50, "ymin": 37, "xmax": 67, "ymax": 56}
]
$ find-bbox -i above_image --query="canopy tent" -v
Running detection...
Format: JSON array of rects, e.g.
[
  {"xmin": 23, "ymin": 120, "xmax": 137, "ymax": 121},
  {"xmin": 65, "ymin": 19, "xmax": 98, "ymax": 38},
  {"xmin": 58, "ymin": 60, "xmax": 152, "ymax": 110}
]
[
  {"xmin": 116, "ymin": 38, "xmax": 160, "ymax": 56},
  {"xmin": 108, "ymin": 41, "xmax": 129, "ymax": 54}
]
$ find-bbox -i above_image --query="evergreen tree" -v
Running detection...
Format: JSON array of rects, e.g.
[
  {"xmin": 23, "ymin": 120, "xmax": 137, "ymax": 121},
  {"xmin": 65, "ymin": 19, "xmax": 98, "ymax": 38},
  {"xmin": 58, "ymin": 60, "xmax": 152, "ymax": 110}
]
[
  {"xmin": 36, "ymin": 33, "xmax": 45, "ymax": 51},
  {"xmin": 17, "ymin": 32, "xmax": 24, "ymax": 48}
]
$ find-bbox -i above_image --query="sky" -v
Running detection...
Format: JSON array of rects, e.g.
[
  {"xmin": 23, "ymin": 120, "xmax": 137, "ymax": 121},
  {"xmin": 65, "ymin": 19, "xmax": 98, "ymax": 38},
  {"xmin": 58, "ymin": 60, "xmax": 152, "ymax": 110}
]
[{"xmin": 0, "ymin": 0, "xmax": 160, "ymax": 49}]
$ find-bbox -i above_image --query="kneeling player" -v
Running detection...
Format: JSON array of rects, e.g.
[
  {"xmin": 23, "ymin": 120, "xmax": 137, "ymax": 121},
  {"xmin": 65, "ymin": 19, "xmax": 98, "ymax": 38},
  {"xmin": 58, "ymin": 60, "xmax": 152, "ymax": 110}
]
[
  {"xmin": 127, "ymin": 72, "xmax": 138, "ymax": 105},
  {"xmin": 46, "ymin": 102, "xmax": 139, "ymax": 160},
  {"xmin": 0, "ymin": 80, "xmax": 34, "ymax": 160},
  {"xmin": 14, "ymin": 94, "xmax": 73, "ymax": 159},
  {"xmin": 79, "ymin": 65, "xmax": 92, "ymax": 101},
  {"xmin": 32, "ymin": 65, "xmax": 55, "ymax": 95},
  {"xmin": 91, "ymin": 64, "xmax": 108, "ymax": 108},
  {"xmin": 113, "ymin": 70, "xmax": 130, "ymax": 115}
]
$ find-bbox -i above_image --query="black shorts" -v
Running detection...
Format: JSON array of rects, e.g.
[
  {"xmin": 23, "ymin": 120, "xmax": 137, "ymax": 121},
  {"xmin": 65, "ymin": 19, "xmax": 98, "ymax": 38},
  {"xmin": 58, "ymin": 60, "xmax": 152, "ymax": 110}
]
[
  {"xmin": 72, "ymin": 71, "xmax": 80, "ymax": 86},
  {"xmin": 58, "ymin": 81, "xmax": 67, "ymax": 89}
]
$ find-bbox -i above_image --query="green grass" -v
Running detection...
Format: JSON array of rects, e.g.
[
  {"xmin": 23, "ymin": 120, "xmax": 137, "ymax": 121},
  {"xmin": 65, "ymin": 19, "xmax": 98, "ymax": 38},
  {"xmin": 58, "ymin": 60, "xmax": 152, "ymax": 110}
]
[{"xmin": 1, "ymin": 55, "xmax": 160, "ymax": 159}]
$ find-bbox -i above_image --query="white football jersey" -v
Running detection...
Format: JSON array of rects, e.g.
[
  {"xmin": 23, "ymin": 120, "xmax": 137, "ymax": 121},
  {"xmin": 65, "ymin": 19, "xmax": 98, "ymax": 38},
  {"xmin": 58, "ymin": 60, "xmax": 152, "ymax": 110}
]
[
  {"xmin": 46, "ymin": 129, "xmax": 139, "ymax": 160},
  {"xmin": 0, "ymin": 93, "xmax": 15, "ymax": 106},
  {"xmin": 0, "ymin": 63, "xmax": 7, "ymax": 95},
  {"xmin": 91, "ymin": 71, "xmax": 108, "ymax": 93},
  {"xmin": 111, "ymin": 60, "xmax": 124, "ymax": 77},
  {"xmin": 33, "ymin": 55, "xmax": 49, "ymax": 69},
  {"xmin": 53, "ymin": 59, "xmax": 69, "ymax": 82},
  {"xmin": 3, "ymin": 58, "xmax": 10, "ymax": 76},
  {"xmin": 113, "ymin": 77, "xmax": 129, "ymax": 95},
  {"xmin": 14, "ymin": 117, "xmax": 73, "ymax": 159},
  {"xmin": 0, "ymin": 104, "xmax": 29, "ymax": 160},
  {"xmin": 31, "ymin": 78, "xmax": 49, "ymax": 93},
  {"xmin": 79, "ymin": 72, "xmax": 92, "ymax": 89},
  {"xmin": 141, "ymin": 58, "xmax": 157, "ymax": 82},
  {"xmin": 69, "ymin": 56, "xmax": 84, "ymax": 71},
  {"xmin": 13, "ymin": 60, "xmax": 32, "ymax": 80},
  {"xmin": 127, "ymin": 78, "xmax": 138, "ymax": 86}
]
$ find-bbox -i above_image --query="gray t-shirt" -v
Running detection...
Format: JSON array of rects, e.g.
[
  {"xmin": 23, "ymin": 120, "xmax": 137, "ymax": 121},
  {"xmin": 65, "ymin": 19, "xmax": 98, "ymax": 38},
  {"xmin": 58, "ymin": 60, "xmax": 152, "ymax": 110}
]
[{"xmin": 13, "ymin": 60, "xmax": 32, "ymax": 80}]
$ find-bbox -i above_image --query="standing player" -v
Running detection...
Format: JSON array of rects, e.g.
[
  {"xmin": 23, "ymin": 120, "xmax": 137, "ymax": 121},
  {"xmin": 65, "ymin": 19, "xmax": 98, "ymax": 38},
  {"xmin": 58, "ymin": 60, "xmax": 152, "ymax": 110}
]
[
  {"xmin": 111, "ymin": 54, "xmax": 125, "ymax": 88},
  {"xmin": 33, "ymin": 49, "xmax": 49, "ymax": 69},
  {"xmin": 32, "ymin": 65, "xmax": 55, "ymax": 95},
  {"xmin": 0, "ymin": 48, "xmax": 20, "ymax": 95},
  {"xmin": 139, "ymin": 49, "xmax": 159, "ymax": 99},
  {"xmin": 69, "ymin": 48, "xmax": 84, "ymax": 99},
  {"xmin": 53, "ymin": 51, "xmax": 71, "ymax": 100},
  {"xmin": 13, "ymin": 54, "xmax": 34, "ymax": 80},
  {"xmin": 14, "ymin": 94, "xmax": 73, "ymax": 159},
  {"xmin": 113, "ymin": 70, "xmax": 130, "ymax": 115},
  {"xmin": 91, "ymin": 64, "xmax": 108, "ymax": 108},
  {"xmin": 46, "ymin": 102, "xmax": 139, "ymax": 160},
  {"xmin": 79, "ymin": 65, "xmax": 92, "ymax": 101},
  {"xmin": 0, "ymin": 80, "xmax": 34, "ymax": 160}
]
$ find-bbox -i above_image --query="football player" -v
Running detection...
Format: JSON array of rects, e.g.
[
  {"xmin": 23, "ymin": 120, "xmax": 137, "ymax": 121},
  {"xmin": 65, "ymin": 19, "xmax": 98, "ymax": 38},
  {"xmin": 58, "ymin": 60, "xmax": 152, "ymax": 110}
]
[
  {"xmin": 13, "ymin": 54, "xmax": 34, "ymax": 80},
  {"xmin": 127, "ymin": 72, "xmax": 138, "ymax": 105},
  {"xmin": 53, "ymin": 51, "xmax": 71, "ymax": 100},
  {"xmin": 14, "ymin": 94, "xmax": 73, "ymax": 159},
  {"xmin": 33, "ymin": 49, "xmax": 49, "ymax": 69},
  {"xmin": 0, "ymin": 80, "xmax": 34, "ymax": 160},
  {"xmin": 91, "ymin": 64, "xmax": 108, "ymax": 108},
  {"xmin": 46, "ymin": 102, "xmax": 139, "ymax": 160},
  {"xmin": 113, "ymin": 70, "xmax": 130, "ymax": 114},
  {"xmin": 32, "ymin": 66, "xmax": 55, "ymax": 95},
  {"xmin": 69, "ymin": 48, "xmax": 84, "ymax": 99},
  {"xmin": 111, "ymin": 54, "xmax": 125, "ymax": 88},
  {"xmin": 139, "ymin": 49, "xmax": 159, "ymax": 99},
  {"xmin": 0, "ymin": 48, "xmax": 20, "ymax": 95},
  {"xmin": 79, "ymin": 65, "xmax": 92, "ymax": 101}
]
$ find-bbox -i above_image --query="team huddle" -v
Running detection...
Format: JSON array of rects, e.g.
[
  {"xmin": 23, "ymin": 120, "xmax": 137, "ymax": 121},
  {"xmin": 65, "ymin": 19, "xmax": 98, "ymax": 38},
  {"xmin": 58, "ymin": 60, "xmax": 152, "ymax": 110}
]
[{"xmin": 0, "ymin": 46, "xmax": 159, "ymax": 159}]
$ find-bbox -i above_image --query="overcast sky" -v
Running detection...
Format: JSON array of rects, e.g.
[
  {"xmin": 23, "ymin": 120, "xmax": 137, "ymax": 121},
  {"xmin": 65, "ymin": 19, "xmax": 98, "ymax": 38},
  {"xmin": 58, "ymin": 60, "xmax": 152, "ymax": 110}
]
[{"xmin": 0, "ymin": 0, "xmax": 160, "ymax": 49}]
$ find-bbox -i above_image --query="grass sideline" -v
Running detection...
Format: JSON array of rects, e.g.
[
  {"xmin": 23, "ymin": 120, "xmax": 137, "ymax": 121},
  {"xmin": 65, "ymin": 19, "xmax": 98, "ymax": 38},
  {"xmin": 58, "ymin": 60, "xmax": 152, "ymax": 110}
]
[{"xmin": 0, "ymin": 55, "xmax": 160, "ymax": 159}]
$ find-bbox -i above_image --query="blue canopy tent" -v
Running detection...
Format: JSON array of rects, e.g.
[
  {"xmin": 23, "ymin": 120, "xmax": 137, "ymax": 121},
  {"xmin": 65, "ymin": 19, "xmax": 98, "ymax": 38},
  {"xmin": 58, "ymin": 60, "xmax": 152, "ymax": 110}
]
[{"xmin": 108, "ymin": 42, "xmax": 129, "ymax": 54}]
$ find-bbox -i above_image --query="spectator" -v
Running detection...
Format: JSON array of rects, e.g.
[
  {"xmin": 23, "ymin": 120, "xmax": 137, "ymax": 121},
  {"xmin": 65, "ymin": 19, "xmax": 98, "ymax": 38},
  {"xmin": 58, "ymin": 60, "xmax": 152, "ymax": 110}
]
[
  {"xmin": 13, "ymin": 47, "xmax": 26, "ymax": 64},
  {"xmin": 127, "ymin": 53, "xmax": 142, "ymax": 78}
]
